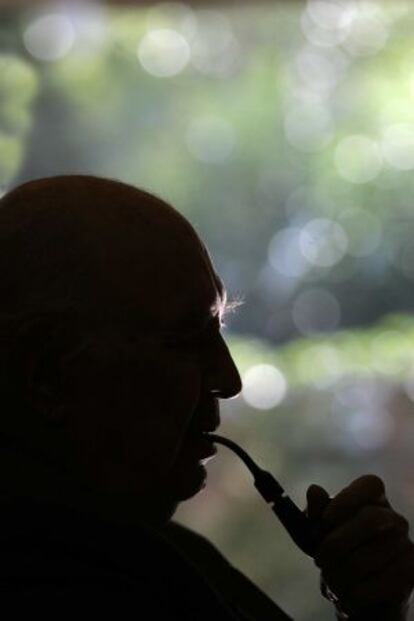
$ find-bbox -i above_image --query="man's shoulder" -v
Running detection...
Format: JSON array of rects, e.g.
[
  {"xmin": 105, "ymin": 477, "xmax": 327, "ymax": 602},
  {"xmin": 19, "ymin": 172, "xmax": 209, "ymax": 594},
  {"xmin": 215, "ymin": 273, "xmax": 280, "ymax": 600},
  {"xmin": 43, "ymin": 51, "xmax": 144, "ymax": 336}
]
[
  {"xmin": 163, "ymin": 521, "xmax": 293, "ymax": 621},
  {"xmin": 163, "ymin": 520, "xmax": 228, "ymax": 561},
  {"xmin": 0, "ymin": 500, "xmax": 239, "ymax": 618},
  {"xmin": 0, "ymin": 499, "xmax": 293, "ymax": 620}
]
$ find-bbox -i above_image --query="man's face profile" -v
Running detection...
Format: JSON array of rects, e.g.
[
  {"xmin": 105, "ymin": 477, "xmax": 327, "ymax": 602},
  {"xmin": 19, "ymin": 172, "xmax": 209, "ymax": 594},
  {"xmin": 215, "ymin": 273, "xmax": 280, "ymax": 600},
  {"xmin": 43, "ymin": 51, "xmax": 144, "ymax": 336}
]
[{"xmin": 0, "ymin": 176, "xmax": 242, "ymax": 526}]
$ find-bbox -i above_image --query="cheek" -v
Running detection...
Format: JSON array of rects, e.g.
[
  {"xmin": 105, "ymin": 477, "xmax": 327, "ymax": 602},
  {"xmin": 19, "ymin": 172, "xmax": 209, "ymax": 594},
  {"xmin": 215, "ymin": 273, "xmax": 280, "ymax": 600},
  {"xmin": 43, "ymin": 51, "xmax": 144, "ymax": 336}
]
[
  {"xmin": 63, "ymin": 346, "xmax": 204, "ymax": 491},
  {"xmin": 121, "ymin": 353, "xmax": 203, "ymax": 475}
]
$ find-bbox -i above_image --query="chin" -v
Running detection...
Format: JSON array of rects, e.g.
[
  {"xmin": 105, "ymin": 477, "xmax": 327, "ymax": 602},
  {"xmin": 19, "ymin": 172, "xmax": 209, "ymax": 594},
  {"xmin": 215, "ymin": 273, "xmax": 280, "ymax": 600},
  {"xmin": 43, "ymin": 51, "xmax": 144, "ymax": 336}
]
[
  {"xmin": 140, "ymin": 463, "xmax": 208, "ymax": 526},
  {"xmin": 168, "ymin": 463, "xmax": 207, "ymax": 501},
  {"xmin": 151, "ymin": 501, "xmax": 180, "ymax": 527}
]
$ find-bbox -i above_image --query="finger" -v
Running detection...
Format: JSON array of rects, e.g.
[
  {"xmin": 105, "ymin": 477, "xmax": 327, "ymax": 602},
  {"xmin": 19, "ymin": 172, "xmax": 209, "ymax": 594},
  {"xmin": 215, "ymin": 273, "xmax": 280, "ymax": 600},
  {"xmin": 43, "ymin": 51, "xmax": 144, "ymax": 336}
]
[
  {"xmin": 346, "ymin": 535, "xmax": 414, "ymax": 579},
  {"xmin": 306, "ymin": 484, "xmax": 331, "ymax": 520},
  {"xmin": 315, "ymin": 506, "xmax": 409, "ymax": 569},
  {"xmin": 339, "ymin": 548, "xmax": 414, "ymax": 611},
  {"xmin": 323, "ymin": 475, "xmax": 389, "ymax": 527},
  {"xmin": 323, "ymin": 535, "xmax": 413, "ymax": 589}
]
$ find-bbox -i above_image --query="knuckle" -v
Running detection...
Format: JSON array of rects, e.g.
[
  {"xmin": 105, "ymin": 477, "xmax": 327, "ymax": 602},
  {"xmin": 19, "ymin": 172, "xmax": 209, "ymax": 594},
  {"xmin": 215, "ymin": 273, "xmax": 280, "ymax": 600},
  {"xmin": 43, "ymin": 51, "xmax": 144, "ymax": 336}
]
[
  {"xmin": 398, "ymin": 514, "xmax": 410, "ymax": 533},
  {"xmin": 394, "ymin": 518, "xmax": 409, "ymax": 537},
  {"xmin": 366, "ymin": 473, "xmax": 384, "ymax": 488},
  {"xmin": 359, "ymin": 506, "xmax": 397, "ymax": 533},
  {"xmin": 316, "ymin": 538, "xmax": 341, "ymax": 569},
  {"xmin": 359, "ymin": 505, "xmax": 380, "ymax": 523},
  {"xmin": 388, "ymin": 512, "xmax": 410, "ymax": 535},
  {"xmin": 359, "ymin": 474, "xmax": 385, "ymax": 496}
]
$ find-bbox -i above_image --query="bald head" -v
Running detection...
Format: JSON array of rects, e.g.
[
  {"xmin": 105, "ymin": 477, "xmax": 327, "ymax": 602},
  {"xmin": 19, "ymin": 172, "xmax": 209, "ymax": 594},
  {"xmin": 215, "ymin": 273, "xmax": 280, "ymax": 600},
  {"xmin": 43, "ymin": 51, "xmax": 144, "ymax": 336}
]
[
  {"xmin": 0, "ymin": 176, "xmax": 241, "ymax": 524},
  {"xmin": 0, "ymin": 175, "xmax": 222, "ymax": 327}
]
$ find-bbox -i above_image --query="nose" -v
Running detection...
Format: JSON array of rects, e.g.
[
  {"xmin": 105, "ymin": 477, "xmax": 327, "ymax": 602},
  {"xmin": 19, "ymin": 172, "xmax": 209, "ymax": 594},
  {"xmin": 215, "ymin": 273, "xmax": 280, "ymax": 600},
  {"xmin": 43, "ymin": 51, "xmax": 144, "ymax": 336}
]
[{"xmin": 202, "ymin": 333, "xmax": 242, "ymax": 400}]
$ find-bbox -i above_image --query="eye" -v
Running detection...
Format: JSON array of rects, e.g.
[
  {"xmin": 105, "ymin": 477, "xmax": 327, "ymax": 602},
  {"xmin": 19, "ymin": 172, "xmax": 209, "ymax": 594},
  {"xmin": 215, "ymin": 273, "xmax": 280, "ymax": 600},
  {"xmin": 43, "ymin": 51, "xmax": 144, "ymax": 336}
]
[
  {"xmin": 163, "ymin": 332, "xmax": 203, "ymax": 351},
  {"xmin": 163, "ymin": 315, "xmax": 224, "ymax": 352}
]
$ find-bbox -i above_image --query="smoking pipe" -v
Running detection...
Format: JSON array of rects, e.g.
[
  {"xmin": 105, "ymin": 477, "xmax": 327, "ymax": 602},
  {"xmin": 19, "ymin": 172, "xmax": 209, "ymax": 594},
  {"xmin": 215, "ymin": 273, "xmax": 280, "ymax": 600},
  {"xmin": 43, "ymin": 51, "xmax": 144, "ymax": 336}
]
[{"xmin": 205, "ymin": 433, "xmax": 321, "ymax": 558}]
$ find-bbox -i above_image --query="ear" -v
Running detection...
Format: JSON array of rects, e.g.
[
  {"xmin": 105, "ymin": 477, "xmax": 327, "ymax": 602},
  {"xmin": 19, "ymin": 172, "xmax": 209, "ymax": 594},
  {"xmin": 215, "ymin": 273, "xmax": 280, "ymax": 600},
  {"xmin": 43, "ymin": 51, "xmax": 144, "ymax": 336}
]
[{"xmin": 12, "ymin": 315, "xmax": 69, "ymax": 424}]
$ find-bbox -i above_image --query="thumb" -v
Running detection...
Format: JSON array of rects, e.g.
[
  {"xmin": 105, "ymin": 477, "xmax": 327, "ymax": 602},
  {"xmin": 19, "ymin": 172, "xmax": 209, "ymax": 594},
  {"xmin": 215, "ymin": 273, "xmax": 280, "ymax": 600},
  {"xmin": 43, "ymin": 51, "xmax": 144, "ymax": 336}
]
[{"xmin": 306, "ymin": 484, "xmax": 330, "ymax": 520}]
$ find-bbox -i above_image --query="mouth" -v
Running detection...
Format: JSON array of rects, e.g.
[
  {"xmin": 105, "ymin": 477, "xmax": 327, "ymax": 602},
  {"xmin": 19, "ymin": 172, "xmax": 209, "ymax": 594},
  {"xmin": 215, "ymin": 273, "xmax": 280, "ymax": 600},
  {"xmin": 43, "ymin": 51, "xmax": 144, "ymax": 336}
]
[
  {"xmin": 166, "ymin": 434, "xmax": 216, "ymax": 501},
  {"xmin": 179, "ymin": 396, "xmax": 220, "ymax": 461},
  {"xmin": 180, "ymin": 434, "xmax": 218, "ymax": 464}
]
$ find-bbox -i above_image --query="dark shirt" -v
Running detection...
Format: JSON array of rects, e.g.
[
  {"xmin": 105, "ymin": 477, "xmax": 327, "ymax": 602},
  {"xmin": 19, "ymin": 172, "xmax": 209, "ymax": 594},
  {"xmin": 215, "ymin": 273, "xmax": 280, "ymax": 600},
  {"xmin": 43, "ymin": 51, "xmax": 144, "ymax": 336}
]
[{"xmin": 0, "ymin": 444, "xmax": 292, "ymax": 619}]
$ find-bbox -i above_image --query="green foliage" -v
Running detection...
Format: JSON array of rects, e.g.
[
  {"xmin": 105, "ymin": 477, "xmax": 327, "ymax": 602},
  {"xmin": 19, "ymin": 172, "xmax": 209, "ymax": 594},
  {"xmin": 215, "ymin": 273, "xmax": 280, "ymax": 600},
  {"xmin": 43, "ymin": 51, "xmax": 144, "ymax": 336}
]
[
  {"xmin": 227, "ymin": 313, "xmax": 414, "ymax": 388},
  {"xmin": 2, "ymin": 4, "xmax": 414, "ymax": 620},
  {"xmin": 0, "ymin": 54, "xmax": 38, "ymax": 106},
  {"xmin": 0, "ymin": 132, "xmax": 24, "ymax": 186},
  {"xmin": 0, "ymin": 54, "xmax": 38, "ymax": 186}
]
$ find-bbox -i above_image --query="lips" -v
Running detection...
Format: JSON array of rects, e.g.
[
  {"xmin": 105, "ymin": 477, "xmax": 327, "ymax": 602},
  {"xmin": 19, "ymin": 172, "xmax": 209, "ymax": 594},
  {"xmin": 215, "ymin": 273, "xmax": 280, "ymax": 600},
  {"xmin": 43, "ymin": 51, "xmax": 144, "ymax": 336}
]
[
  {"xmin": 186, "ymin": 398, "xmax": 220, "ymax": 435},
  {"xmin": 180, "ymin": 435, "xmax": 218, "ymax": 464}
]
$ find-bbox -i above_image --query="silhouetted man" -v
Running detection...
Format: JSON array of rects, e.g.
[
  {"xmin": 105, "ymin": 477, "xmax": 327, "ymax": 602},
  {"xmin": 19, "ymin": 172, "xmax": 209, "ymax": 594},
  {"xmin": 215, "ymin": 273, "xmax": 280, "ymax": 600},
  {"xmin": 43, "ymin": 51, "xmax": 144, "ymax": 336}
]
[{"xmin": 0, "ymin": 175, "xmax": 412, "ymax": 618}]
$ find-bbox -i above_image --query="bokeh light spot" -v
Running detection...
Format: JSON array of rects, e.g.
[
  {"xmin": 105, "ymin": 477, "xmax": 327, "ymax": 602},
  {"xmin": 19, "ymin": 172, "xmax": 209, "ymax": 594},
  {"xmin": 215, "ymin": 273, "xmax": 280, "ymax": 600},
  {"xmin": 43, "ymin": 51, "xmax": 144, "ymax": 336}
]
[
  {"xmin": 295, "ymin": 47, "xmax": 345, "ymax": 93},
  {"xmin": 301, "ymin": 0, "xmax": 355, "ymax": 48},
  {"xmin": 146, "ymin": 2, "xmax": 198, "ymax": 41},
  {"xmin": 342, "ymin": 3, "xmax": 389, "ymax": 57},
  {"xmin": 242, "ymin": 364, "xmax": 287, "ymax": 410},
  {"xmin": 138, "ymin": 28, "xmax": 190, "ymax": 77},
  {"xmin": 268, "ymin": 227, "xmax": 310, "ymax": 278},
  {"xmin": 190, "ymin": 10, "xmax": 240, "ymax": 78},
  {"xmin": 300, "ymin": 218, "xmax": 348, "ymax": 267},
  {"xmin": 23, "ymin": 14, "xmax": 75, "ymax": 61},
  {"xmin": 306, "ymin": 0, "xmax": 356, "ymax": 31},
  {"xmin": 334, "ymin": 135, "xmax": 382, "ymax": 184},
  {"xmin": 382, "ymin": 124, "xmax": 414, "ymax": 171}
]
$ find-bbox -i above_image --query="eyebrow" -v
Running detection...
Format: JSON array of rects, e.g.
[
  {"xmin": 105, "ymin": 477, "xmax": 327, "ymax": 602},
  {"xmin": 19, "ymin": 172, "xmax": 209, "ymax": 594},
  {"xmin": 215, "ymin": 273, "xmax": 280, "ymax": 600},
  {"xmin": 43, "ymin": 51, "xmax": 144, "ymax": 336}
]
[
  {"xmin": 166, "ymin": 287, "xmax": 243, "ymax": 342},
  {"xmin": 210, "ymin": 282, "xmax": 246, "ymax": 327},
  {"xmin": 173, "ymin": 273, "xmax": 243, "ymax": 337},
  {"xmin": 211, "ymin": 278, "xmax": 227, "ymax": 313},
  {"xmin": 219, "ymin": 289, "xmax": 245, "ymax": 320},
  {"xmin": 180, "ymin": 283, "xmax": 226, "ymax": 335}
]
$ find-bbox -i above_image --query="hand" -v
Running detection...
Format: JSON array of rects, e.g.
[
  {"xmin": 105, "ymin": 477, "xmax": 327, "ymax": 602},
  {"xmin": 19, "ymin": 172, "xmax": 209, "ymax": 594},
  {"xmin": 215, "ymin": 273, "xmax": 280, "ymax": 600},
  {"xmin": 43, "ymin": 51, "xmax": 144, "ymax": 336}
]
[{"xmin": 306, "ymin": 476, "xmax": 414, "ymax": 619}]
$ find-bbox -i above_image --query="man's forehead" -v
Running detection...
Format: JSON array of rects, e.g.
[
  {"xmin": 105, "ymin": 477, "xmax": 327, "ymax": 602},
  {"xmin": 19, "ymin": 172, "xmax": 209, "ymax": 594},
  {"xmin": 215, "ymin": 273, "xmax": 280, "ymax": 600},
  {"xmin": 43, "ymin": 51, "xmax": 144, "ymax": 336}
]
[
  {"xmin": 83, "ymin": 179, "xmax": 226, "ymax": 327},
  {"xmin": 185, "ymin": 240, "xmax": 226, "ymax": 317},
  {"xmin": 120, "ymin": 250, "xmax": 225, "ymax": 332},
  {"xmin": 155, "ymin": 228, "xmax": 226, "ymax": 327},
  {"xmin": 166, "ymin": 273, "xmax": 226, "ymax": 331}
]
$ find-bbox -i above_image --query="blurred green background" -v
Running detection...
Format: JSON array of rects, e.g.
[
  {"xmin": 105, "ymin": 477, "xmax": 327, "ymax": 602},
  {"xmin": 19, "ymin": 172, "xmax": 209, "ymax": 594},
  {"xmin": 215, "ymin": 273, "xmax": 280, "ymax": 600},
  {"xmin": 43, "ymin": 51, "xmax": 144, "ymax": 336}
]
[{"xmin": 2, "ymin": 1, "xmax": 414, "ymax": 619}]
